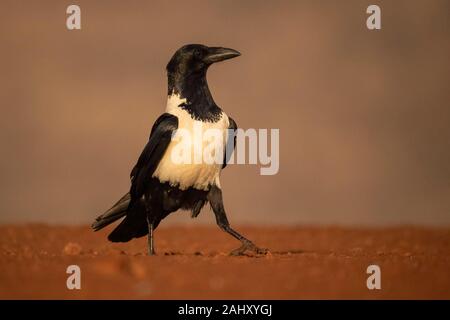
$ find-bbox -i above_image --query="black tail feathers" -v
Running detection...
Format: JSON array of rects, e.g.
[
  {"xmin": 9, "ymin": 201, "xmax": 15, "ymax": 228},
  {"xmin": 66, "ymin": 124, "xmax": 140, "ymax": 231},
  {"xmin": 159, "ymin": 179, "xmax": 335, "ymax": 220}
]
[
  {"xmin": 91, "ymin": 193, "xmax": 130, "ymax": 231},
  {"xmin": 107, "ymin": 199, "xmax": 149, "ymax": 242}
]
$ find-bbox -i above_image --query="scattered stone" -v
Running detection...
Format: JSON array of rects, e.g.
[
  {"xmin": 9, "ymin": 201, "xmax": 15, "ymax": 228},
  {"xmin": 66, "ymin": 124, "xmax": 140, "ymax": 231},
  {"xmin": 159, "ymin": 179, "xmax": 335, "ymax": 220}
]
[
  {"xmin": 63, "ymin": 242, "xmax": 82, "ymax": 255},
  {"xmin": 403, "ymin": 252, "xmax": 413, "ymax": 257}
]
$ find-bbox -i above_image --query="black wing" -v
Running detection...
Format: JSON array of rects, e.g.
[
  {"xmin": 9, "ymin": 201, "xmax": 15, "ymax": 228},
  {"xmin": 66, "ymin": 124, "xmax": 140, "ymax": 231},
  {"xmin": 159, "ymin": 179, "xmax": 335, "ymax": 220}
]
[
  {"xmin": 223, "ymin": 116, "xmax": 237, "ymax": 169},
  {"xmin": 129, "ymin": 113, "xmax": 178, "ymax": 200}
]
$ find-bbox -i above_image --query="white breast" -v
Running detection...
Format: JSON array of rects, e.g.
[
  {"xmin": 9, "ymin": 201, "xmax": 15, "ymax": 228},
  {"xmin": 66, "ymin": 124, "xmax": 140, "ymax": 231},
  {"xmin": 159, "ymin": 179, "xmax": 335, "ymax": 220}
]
[{"xmin": 152, "ymin": 94, "xmax": 229, "ymax": 190}]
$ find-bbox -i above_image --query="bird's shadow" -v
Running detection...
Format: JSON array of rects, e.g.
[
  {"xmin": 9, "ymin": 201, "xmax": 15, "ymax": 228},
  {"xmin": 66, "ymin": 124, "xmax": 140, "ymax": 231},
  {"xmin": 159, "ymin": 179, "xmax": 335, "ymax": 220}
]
[
  {"xmin": 158, "ymin": 249, "xmax": 306, "ymax": 258},
  {"xmin": 130, "ymin": 248, "xmax": 308, "ymax": 258},
  {"xmin": 271, "ymin": 249, "xmax": 305, "ymax": 255}
]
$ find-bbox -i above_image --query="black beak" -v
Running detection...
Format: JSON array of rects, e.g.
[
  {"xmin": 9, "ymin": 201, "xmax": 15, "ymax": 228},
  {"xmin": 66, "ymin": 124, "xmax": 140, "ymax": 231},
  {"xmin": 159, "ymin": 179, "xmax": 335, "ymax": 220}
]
[{"xmin": 204, "ymin": 47, "xmax": 241, "ymax": 64}]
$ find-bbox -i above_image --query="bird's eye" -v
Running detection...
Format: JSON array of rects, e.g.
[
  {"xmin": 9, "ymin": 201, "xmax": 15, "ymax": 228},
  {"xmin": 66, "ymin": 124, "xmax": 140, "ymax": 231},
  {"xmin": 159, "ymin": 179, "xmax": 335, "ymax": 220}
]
[{"xmin": 193, "ymin": 49, "xmax": 202, "ymax": 59}]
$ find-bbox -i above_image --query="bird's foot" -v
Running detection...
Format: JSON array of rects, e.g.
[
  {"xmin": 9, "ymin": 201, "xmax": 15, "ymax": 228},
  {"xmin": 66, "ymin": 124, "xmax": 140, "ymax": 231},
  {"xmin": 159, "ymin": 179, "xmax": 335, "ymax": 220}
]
[
  {"xmin": 147, "ymin": 248, "xmax": 156, "ymax": 256},
  {"xmin": 230, "ymin": 241, "xmax": 268, "ymax": 256}
]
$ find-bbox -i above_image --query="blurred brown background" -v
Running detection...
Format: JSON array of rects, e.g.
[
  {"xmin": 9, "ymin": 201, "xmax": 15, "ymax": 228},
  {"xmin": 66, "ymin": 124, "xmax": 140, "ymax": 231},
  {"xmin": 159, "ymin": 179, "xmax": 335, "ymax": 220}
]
[{"xmin": 0, "ymin": 0, "xmax": 449, "ymax": 226}]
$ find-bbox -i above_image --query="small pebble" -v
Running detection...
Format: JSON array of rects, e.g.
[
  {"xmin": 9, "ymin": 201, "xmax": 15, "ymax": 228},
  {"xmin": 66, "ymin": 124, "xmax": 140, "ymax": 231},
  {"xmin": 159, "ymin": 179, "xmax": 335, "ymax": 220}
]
[{"xmin": 63, "ymin": 242, "xmax": 82, "ymax": 255}]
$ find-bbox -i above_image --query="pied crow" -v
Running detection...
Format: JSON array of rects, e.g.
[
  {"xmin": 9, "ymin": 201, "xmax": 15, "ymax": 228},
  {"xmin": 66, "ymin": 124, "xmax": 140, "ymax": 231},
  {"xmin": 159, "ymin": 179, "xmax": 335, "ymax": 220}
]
[{"xmin": 92, "ymin": 44, "xmax": 266, "ymax": 256}]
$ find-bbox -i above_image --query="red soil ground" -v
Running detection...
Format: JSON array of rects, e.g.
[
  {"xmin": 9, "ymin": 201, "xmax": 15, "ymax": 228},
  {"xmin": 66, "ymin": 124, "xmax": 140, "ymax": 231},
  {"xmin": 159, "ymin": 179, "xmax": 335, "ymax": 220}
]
[{"xmin": 0, "ymin": 225, "xmax": 449, "ymax": 299}]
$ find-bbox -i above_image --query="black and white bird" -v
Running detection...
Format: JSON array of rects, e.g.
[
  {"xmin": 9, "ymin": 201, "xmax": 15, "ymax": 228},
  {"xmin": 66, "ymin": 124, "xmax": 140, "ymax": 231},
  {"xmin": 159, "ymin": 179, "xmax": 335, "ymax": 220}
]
[{"xmin": 92, "ymin": 44, "xmax": 266, "ymax": 256}]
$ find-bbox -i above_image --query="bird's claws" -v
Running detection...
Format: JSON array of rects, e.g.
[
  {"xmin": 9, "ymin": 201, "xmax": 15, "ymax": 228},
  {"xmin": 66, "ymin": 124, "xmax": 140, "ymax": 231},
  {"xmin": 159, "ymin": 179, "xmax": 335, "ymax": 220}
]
[{"xmin": 229, "ymin": 241, "xmax": 268, "ymax": 256}]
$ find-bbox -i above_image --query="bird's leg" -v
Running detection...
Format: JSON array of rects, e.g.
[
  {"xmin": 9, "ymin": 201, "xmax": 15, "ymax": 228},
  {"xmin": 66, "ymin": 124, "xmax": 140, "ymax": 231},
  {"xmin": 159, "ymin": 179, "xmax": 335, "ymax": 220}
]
[
  {"xmin": 143, "ymin": 196, "xmax": 156, "ymax": 256},
  {"xmin": 207, "ymin": 186, "xmax": 267, "ymax": 256},
  {"xmin": 146, "ymin": 218, "xmax": 155, "ymax": 256}
]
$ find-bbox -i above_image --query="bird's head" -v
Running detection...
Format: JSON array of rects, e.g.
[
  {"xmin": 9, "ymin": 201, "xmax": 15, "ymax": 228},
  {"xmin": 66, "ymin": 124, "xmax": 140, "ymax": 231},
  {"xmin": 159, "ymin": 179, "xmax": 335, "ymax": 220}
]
[{"xmin": 166, "ymin": 44, "xmax": 241, "ymax": 79}]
